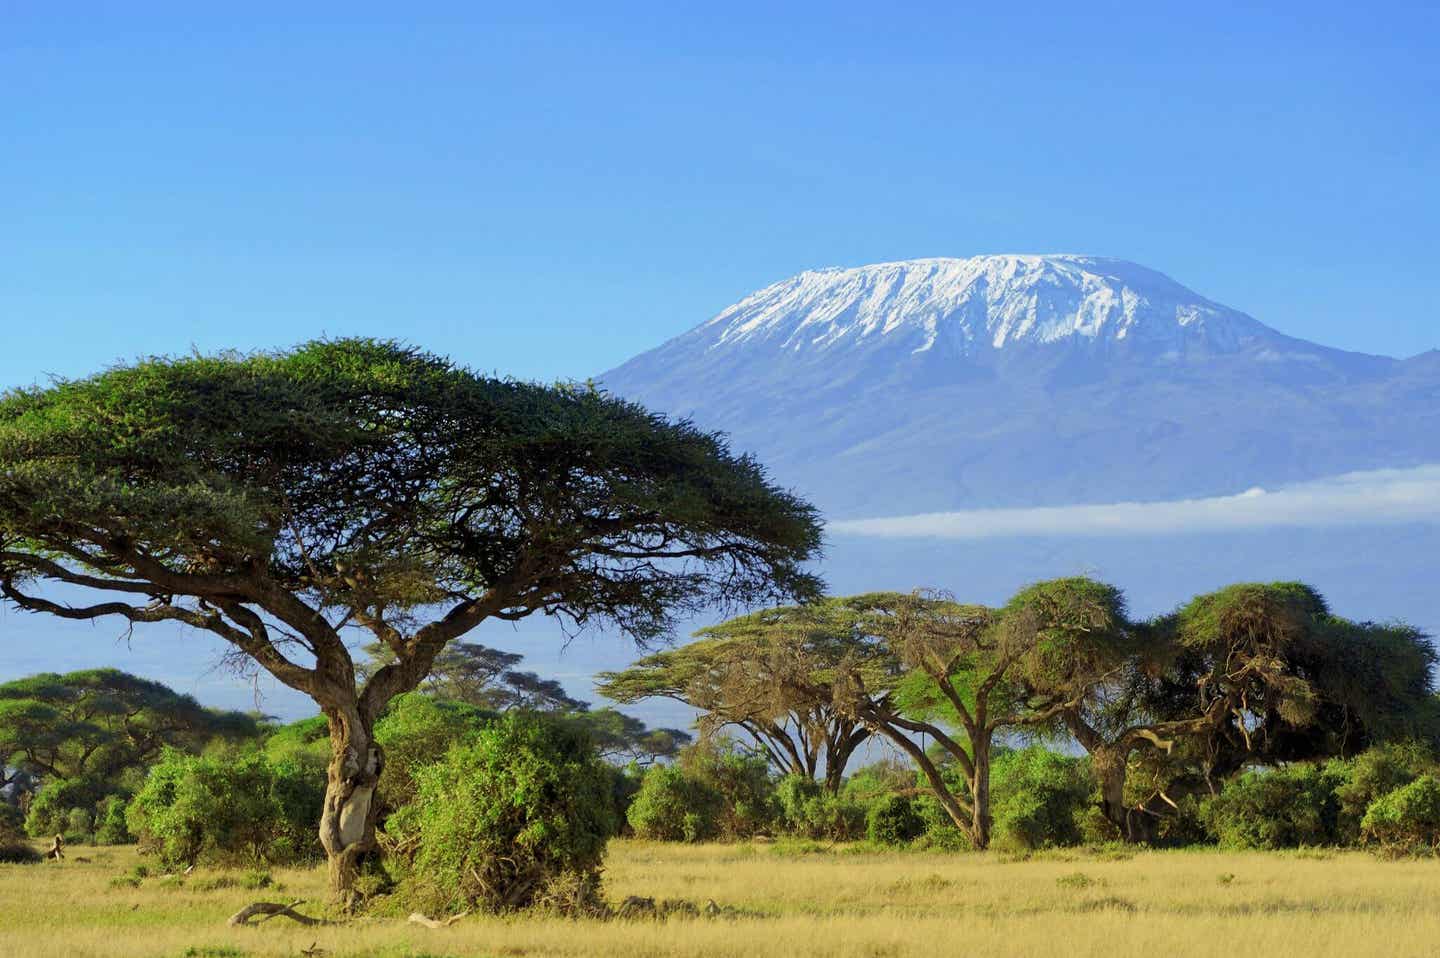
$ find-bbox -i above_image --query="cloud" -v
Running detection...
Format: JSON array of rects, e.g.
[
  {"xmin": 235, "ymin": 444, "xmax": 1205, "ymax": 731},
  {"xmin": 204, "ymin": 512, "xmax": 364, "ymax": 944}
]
[{"xmin": 828, "ymin": 465, "xmax": 1440, "ymax": 540}]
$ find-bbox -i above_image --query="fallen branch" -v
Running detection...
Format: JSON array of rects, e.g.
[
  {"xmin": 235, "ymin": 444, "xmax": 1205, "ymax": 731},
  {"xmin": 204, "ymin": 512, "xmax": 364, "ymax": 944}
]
[
  {"xmin": 407, "ymin": 911, "xmax": 469, "ymax": 929},
  {"xmin": 227, "ymin": 900, "xmax": 334, "ymax": 927}
]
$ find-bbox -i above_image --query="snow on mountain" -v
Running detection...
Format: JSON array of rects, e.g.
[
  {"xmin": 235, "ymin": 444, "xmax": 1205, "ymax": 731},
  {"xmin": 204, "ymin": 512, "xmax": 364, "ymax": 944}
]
[{"xmin": 702, "ymin": 255, "xmax": 1266, "ymax": 356}]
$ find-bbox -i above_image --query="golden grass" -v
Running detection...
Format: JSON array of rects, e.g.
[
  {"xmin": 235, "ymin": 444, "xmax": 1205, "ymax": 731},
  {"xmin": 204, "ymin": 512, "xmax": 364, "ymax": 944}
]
[{"xmin": 1, "ymin": 840, "xmax": 1437, "ymax": 957}]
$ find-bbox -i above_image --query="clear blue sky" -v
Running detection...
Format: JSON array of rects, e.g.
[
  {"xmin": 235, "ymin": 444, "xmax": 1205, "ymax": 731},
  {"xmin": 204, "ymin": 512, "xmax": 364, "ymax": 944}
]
[{"xmin": 2, "ymin": 1, "xmax": 1437, "ymax": 392}]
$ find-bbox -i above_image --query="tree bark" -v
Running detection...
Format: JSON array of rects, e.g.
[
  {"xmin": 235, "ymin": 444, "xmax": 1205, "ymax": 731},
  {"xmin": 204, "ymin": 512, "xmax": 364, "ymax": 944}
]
[
  {"xmin": 970, "ymin": 741, "xmax": 992, "ymax": 850},
  {"xmin": 318, "ymin": 702, "xmax": 384, "ymax": 906}
]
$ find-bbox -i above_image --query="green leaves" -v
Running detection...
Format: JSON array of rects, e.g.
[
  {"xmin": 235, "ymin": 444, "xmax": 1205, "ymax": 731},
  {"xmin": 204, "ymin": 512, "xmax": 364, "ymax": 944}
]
[{"xmin": 0, "ymin": 338, "xmax": 823, "ymax": 658}]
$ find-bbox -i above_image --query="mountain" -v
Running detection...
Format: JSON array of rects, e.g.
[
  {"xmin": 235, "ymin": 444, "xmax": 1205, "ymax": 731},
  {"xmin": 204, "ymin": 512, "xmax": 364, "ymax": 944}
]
[{"xmin": 601, "ymin": 255, "xmax": 1440, "ymax": 517}]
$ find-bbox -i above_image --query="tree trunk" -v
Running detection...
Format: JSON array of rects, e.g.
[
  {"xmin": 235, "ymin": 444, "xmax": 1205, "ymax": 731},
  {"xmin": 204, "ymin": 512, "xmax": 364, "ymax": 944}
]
[
  {"xmin": 970, "ymin": 742, "xmax": 992, "ymax": 850},
  {"xmin": 318, "ymin": 703, "xmax": 384, "ymax": 906},
  {"xmin": 1090, "ymin": 746, "xmax": 1128, "ymax": 836}
]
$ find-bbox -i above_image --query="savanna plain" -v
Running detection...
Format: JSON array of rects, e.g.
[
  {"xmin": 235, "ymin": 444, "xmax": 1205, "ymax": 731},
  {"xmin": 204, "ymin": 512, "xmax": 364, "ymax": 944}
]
[{"xmin": 2, "ymin": 840, "xmax": 1436, "ymax": 958}]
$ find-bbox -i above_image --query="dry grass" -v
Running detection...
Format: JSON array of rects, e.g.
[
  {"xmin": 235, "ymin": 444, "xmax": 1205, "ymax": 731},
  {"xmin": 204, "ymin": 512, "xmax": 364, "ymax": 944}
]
[{"xmin": 1, "ymin": 840, "xmax": 1437, "ymax": 956}]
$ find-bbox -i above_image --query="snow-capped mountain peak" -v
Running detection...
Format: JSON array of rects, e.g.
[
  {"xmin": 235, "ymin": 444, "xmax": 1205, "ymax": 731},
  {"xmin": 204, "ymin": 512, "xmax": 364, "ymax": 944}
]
[{"xmin": 702, "ymin": 255, "xmax": 1265, "ymax": 357}]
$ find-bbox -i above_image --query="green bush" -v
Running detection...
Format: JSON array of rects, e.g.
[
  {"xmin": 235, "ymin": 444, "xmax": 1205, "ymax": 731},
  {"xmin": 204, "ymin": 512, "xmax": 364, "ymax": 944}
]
[
  {"xmin": 678, "ymin": 741, "xmax": 777, "ymax": 839},
  {"xmin": 627, "ymin": 765, "xmax": 723, "ymax": 842},
  {"xmin": 776, "ymin": 775, "xmax": 866, "ymax": 841},
  {"xmin": 990, "ymin": 747, "xmax": 1094, "ymax": 850},
  {"xmin": 23, "ymin": 777, "xmax": 108, "ymax": 840},
  {"xmin": 126, "ymin": 749, "xmax": 324, "ymax": 867},
  {"xmin": 95, "ymin": 796, "xmax": 133, "ymax": 845},
  {"xmin": 1202, "ymin": 763, "xmax": 1345, "ymax": 849},
  {"xmin": 384, "ymin": 713, "xmax": 618, "ymax": 914},
  {"xmin": 1361, "ymin": 775, "xmax": 1440, "ymax": 850},
  {"xmin": 1333, "ymin": 743, "xmax": 1434, "ymax": 843},
  {"xmin": 866, "ymin": 794, "xmax": 925, "ymax": 846},
  {"xmin": 373, "ymin": 693, "xmax": 495, "ymax": 811},
  {"xmin": 907, "ymin": 762, "xmax": 973, "ymax": 846},
  {"xmin": 261, "ymin": 715, "xmax": 331, "ymax": 771}
]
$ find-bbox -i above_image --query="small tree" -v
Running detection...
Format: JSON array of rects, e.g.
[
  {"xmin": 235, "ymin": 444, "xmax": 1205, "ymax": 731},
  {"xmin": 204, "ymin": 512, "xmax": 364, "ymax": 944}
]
[{"xmin": 0, "ymin": 340, "xmax": 822, "ymax": 900}]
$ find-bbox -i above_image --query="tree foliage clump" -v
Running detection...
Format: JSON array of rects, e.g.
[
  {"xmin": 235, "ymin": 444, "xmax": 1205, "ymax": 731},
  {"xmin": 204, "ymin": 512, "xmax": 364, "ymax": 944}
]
[
  {"xmin": 866, "ymin": 794, "xmax": 925, "ymax": 846},
  {"xmin": 627, "ymin": 765, "xmax": 725, "ymax": 843},
  {"xmin": 371, "ymin": 693, "xmax": 495, "ymax": 812},
  {"xmin": 384, "ymin": 713, "xmax": 618, "ymax": 914},
  {"xmin": 1201, "ymin": 764, "xmax": 1347, "ymax": 849},
  {"xmin": 1333, "ymin": 742, "xmax": 1435, "ymax": 843},
  {"xmin": 24, "ymin": 777, "xmax": 109, "ymax": 841},
  {"xmin": 677, "ymin": 741, "xmax": 777, "ymax": 839},
  {"xmin": 776, "ymin": 775, "xmax": 867, "ymax": 841},
  {"xmin": 126, "ymin": 749, "xmax": 324, "ymax": 867},
  {"xmin": 1361, "ymin": 776, "xmax": 1440, "ymax": 851},
  {"xmin": 989, "ymin": 747, "xmax": 1095, "ymax": 851}
]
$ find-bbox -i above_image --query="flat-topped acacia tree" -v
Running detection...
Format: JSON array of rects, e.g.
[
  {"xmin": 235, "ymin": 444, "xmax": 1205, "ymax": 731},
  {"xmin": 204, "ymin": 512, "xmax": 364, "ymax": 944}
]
[{"xmin": 0, "ymin": 339, "xmax": 823, "ymax": 900}]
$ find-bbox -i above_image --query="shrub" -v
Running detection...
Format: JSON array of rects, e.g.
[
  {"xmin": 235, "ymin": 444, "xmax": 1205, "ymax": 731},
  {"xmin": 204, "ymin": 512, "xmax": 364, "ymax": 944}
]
[
  {"xmin": 24, "ymin": 777, "xmax": 108, "ymax": 840},
  {"xmin": 1202, "ymin": 763, "xmax": 1345, "ymax": 849},
  {"xmin": 1361, "ymin": 775, "xmax": 1440, "ymax": 850},
  {"xmin": 776, "ymin": 775, "xmax": 866, "ymax": 841},
  {"xmin": 126, "ymin": 749, "xmax": 324, "ymax": 867},
  {"xmin": 678, "ymin": 741, "xmax": 777, "ymax": 839},
  {"xmin": 1333, "ymin": 742, "xmax": 1434, "ymax": 844},
  {"xmin": 866, "ymin": 794, "xmax": 925, "ymax": 846},
  {"xmin": 907, "ymin": 762, "xmax": 973, "ymax": 847},
  {"xmin": 0, "ymin": 842, "xmax": 41, "ymax": 864},
  {"xmin": 94, "ymin": 796, "xmax": 132, "ymax": 845},
  {"xmin": 261, "ymin": 715, "xmax": 331, "ymax": 770},
  {"xmin": 65, "ymin": 807, "xmax": 95, "ymax": 842},
  {"xmin": 990, "ymin": 747, "xmax": 1094, "ymax": 850},
  {"xmin": 384, "ymin": 713, "xmax": 618, "ymax": 914},
  {"xmin": 627, "ymin": 765, "xmax": 723, "ymax": 842},
  {"xmin": 373, "ymin": 693, "xmax": 495, "ymax": 811}
]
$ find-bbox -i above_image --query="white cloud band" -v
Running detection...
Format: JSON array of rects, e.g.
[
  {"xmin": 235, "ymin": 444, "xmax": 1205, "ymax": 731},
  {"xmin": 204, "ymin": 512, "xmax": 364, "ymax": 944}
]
[{"xmin": 828, "ymin": 465, "xmax": 1440, "ymax": 540}]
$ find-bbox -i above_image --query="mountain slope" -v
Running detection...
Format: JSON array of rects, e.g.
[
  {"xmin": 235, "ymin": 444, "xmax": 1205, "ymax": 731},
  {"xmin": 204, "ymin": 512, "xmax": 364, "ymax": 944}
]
[{"xmin": 601, "ymin": 255, "xmax": 1440, "ymax": 517}]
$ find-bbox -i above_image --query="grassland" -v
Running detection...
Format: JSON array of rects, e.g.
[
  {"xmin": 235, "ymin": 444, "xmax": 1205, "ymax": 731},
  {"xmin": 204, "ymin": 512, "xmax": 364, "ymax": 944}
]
[{"xmin": 1, "ymin": 839, "xmax": 1436, "ymax": 957}]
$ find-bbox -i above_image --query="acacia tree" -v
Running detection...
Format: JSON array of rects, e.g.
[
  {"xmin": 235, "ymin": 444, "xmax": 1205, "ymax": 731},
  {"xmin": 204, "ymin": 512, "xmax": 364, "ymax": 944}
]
[
  {"xmin": 688, "ymin": 582, "xmax": 1129, "ymax": 848},
  {"xmin": 597, "ymin": 632, "xmax": 872, "ymax": 791},
  {"xmin": 0, "ymin": 669, "xmax": 258, "ymax": 791},
  {"xmin": 0, "ymin": 340, "xmax": 822, "ymax": 900},
  {"xmin": 357, "ymin": 641, "xmax": 588, "ymax": 712},
  {"xmin": 1020, "ymin": 581, "xmax": 1437, "ymax": 841}
]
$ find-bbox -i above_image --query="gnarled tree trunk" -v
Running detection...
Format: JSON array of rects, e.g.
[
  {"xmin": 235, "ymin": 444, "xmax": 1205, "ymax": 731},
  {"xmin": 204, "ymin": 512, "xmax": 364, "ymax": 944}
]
[{"xmin": 318, "ymin": 703, "xmax": 384, "ymax": 906}]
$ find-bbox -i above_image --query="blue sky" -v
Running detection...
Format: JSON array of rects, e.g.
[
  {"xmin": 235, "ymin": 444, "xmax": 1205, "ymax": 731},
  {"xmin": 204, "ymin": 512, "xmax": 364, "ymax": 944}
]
[{"xmin": 2, "ymin": 1, "xmax": 1437, "ymax": 394}]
